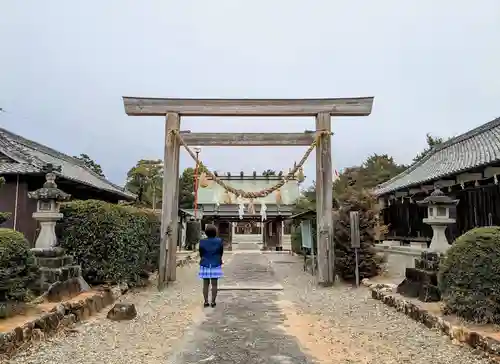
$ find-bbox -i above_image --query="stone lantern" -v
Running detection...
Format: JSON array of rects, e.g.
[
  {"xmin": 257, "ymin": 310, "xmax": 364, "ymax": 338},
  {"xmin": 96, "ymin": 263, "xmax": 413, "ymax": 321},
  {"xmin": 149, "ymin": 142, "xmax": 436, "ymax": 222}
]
[
  {"xmin": 418, "ymin": 187, "xmax": 459, "ymax": 253},
  {"xmin": 28, "ymin": 164, "xmax": 71, "ymax": 251},
  {"xmin": 27, "ymin": 164, "xmax": 87, "ymax": 300}
]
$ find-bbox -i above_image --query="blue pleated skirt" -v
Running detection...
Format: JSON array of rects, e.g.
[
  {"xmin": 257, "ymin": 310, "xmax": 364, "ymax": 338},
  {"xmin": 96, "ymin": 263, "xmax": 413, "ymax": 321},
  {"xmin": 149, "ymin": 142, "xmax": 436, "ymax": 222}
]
[{"xmin": 199, "ymin": 265, "xmax": 223, "ymax": 279}]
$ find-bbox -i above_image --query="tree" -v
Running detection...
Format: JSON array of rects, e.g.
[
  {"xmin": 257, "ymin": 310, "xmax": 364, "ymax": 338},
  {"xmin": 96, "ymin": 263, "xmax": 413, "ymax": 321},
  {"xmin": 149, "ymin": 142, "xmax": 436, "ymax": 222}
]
[
  {"xmin": 334, "ymin": 187, "xmax": 383, "ymax": 280},
  {"xmin": 290, "ymin": 154, "xmax": 395, "ymax": 278},
  {"xmin": 262, "ymin": 169, "xmax": 276, "ymax": 176},
  {"xmin": 361, "ymin": 154, "xmax": 408, "ymax": 189},
  {"xmin": 413, "ymin": 133, "xmax": 447, "ymax": 163},
  {"xmin": 74, "ymin": 153, "xmax": 105, "ymax": 177},
  {"xmin": 179, "ymin": 168, "xmax": 196, "ymax": 209},
  {"xmin": 179, "ymin": 165, "xmax": 208, "ymax": 209},
  {"xmin": 125, "ymin": 159, "xmax": 163, "ymax": 208},
  {"xmin": 293, "ymin": 153, "xmax": 405, "ymax": 209},
  {"xmin": 332, "ymin": 154, "xmax": 406, "ymax": 200},
  {"xmin": 293, "ymin": 183, "xmax": 317, "ymax": 213}
]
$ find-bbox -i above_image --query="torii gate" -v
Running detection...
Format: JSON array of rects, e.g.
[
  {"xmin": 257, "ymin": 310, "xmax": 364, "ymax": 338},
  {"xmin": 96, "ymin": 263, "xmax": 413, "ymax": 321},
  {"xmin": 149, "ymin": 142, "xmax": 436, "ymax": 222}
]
[{"xmin": 122, "ymin": 97, "xmax": 374, "ymax": 289}]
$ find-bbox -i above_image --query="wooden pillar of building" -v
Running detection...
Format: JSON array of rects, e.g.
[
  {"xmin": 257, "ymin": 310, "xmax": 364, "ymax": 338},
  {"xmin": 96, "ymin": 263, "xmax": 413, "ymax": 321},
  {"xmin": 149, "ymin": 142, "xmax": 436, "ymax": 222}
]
[
  {"xmin": 159, "ymin": 112, "xmax": 181, "ymax": 289},
  {"xmin": 315, "ymin": 112, "xmax": 334, "ymax": 286},
  {"xmin": 262, "ymin": 221, "xmax": 269, "ymax": 249},
  {"xmin": 261, "ymin": 222, "xmax": 266, "ymax": 249},
  {"xmin": 276, "ymin": 219, "xmax": 283, "ymax": 251}
]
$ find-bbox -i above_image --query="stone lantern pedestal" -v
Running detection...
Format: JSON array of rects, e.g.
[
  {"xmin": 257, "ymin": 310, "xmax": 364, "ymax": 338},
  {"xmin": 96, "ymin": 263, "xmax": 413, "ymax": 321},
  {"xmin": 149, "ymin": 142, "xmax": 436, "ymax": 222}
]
[
  {"xmin": 397, "ymin": 187, "xmax": 459, "ymax": 302},
  {"xmin": 28, "ymin": 165, "xmax": 88, "ymax": 301}
]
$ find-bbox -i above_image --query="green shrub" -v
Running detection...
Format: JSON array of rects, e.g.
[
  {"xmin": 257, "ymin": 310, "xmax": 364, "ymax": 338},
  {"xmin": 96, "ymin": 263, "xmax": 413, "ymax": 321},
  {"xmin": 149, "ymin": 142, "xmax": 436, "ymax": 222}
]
[
  {"xmin": 439, "ymin": 227, "xmax": 500, "ymax": 324},
  {"xmin": 57, "ymin": 200, "xmax": 160, "ymax": 286},
  {"xmin": 131, "ymin": 208, "xmax": 161, "ymax": 272},
  {"xmin": 291, "ymin": 227, "xmax": 302, "ymax": 254},
  {"xmin": 0, "ymin": 228, "xmax": 38, "ymax": 302},
  {"xmin": 333, "ymin": 187, "xmax": 381, "ymax": 281},
  {"xmin": 0, "ymin": 212, "xmax": 11, "ymax": 225}
]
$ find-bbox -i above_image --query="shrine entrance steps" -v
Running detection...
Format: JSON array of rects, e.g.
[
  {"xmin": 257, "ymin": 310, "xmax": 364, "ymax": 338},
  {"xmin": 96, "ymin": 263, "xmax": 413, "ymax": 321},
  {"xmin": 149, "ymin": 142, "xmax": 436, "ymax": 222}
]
[{"xmin": 232, "ymin": 233, "xmax": 262, "ymax": 250}]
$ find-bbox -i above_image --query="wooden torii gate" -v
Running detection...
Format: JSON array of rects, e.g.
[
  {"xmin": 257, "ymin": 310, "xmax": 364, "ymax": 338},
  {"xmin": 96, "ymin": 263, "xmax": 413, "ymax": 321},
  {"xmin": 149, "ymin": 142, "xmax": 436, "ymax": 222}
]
[{"xmin": 122, "ymin": 97, "xmax": 374, "ymax": 289}]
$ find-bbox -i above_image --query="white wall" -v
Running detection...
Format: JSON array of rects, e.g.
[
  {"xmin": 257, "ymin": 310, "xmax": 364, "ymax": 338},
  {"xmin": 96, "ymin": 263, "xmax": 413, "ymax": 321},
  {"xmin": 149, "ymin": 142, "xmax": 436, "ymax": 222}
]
[{"xmin": 198, "ymin": 179, "xmax": 300, "ymax": 205}]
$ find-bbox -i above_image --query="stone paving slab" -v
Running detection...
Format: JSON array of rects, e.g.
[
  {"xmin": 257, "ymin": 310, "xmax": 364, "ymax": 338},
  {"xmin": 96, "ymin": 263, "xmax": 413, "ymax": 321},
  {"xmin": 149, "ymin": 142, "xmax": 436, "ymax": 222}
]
[
  {"xmin": 218, "ymin": 283, "xmax": 284, "ymax": 291},
  {"xmin": 222, "ymin": 253, "xmax": 277, "ymax": 286},
  {"xmin": 168, "ymin": 290, "xmax": 312, "ymax": 364},
  {"xmin": 167, "ymin": 252, "xmax": 313, "ymax": 363},
  {"xmin": 231, "ymin": 250, "xmax": 262, "ymax": 254}
]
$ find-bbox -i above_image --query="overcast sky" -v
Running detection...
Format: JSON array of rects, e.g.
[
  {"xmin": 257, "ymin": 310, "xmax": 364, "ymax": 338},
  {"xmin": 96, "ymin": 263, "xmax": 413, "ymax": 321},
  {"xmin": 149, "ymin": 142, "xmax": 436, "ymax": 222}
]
[{"xmin": 1, "ymin": 1, "xmax": 499, "ymax": 186}]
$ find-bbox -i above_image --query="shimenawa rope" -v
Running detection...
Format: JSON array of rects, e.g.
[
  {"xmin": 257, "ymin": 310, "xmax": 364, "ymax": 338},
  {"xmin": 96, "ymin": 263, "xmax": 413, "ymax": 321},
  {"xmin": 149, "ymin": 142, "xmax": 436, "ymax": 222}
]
[{"xmin": 171, "ymin": 130, "xmax": 328, "ymax": 199}]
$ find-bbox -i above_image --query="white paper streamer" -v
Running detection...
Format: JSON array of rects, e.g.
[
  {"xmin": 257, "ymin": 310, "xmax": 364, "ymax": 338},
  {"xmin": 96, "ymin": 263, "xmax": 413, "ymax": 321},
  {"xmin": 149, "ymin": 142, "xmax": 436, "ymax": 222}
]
[
  {"xmin": 237, "ymin": 196, "xmax": 245, "ymax": 219},
  {"xmin": 260, "ymin": 202, "xmax": 267, "ymax": 221}
]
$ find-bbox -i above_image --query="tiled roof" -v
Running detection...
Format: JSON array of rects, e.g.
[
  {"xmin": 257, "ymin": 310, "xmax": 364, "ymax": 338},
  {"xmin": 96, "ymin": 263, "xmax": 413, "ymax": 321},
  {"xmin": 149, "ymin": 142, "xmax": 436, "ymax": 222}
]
[
  {"xmin": 374, "ymin": 117, "xmax": 500, "ymax": 196},
  {"xmin": 0, "ymin": 162, "xmax": 40, "ymax": 174},
  {"xmin": 0, "ymin": 127, "xmax": 135, "ymax": 200}
]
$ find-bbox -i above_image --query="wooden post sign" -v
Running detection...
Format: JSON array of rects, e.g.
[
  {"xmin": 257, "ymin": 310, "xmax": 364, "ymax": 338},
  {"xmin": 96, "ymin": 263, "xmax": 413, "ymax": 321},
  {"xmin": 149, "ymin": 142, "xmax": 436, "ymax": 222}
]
[
  {"xmin": 350, "ymin": 211, "xmax": 361, "ymax": 248},
  {"xmin": 350, "ymin": 211, "xmax": 361, "ymax": 287}
]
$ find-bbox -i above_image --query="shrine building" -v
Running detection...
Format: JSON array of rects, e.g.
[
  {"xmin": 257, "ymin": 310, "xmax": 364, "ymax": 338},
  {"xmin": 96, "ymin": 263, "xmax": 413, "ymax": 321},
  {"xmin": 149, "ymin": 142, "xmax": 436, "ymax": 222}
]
[{"xmin": 196, "ymin": 172, "xmax": 299, "ymax": 250}]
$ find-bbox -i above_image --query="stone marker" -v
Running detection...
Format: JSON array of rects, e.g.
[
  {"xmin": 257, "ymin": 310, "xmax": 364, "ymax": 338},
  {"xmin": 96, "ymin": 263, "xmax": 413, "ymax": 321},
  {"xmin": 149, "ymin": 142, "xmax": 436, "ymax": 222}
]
[{"xmin": 107, "ymin": 303, "xmax": 137, "ymax": 321}]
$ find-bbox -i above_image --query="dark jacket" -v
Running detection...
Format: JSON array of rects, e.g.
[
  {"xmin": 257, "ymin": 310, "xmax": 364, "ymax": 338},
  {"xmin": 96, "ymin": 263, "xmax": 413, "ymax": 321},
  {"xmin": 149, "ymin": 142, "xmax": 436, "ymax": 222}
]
[{"xmin": 199, "ymin": 237, "xmax": 224, "ymax": 268}]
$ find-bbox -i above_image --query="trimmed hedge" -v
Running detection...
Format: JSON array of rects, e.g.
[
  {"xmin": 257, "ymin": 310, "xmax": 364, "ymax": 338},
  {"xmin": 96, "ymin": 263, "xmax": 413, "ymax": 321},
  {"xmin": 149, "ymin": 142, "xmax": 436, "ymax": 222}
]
[
  {"xmin": 439, "ymin": 226, "xmax": 500, "ymax": 324},
  {"xmin": 57, "ymin": 200, "xmax": 160, "ymax": 286},
  {"xmin": 0, "ymin": 228, "xmax": 38, "ymax": 302}
]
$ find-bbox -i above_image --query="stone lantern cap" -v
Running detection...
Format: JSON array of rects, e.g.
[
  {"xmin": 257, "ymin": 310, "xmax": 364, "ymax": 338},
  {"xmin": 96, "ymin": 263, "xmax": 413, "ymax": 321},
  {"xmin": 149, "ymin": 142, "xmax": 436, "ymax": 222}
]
[
  {"xmin": 28, "ymin": 164, "xmax": 71, "ymax": 202},
  {"xmin": 417, "ymin": 187, "xmax": 459, "ymax": 206}
]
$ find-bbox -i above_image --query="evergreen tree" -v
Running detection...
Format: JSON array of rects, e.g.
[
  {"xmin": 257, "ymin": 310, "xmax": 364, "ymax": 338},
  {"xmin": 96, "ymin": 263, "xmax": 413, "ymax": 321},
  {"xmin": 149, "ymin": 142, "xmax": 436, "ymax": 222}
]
[
  {"xmin": 334, "ymin": 187, "xmax": 381, "ymax": 280},
  {"xmin": 412, "ymin": 133, "xmax": 447, "ymax": 163},
  {"xmin": 73, "ymin": 153, "xmax": 105, "ymax": 177}
]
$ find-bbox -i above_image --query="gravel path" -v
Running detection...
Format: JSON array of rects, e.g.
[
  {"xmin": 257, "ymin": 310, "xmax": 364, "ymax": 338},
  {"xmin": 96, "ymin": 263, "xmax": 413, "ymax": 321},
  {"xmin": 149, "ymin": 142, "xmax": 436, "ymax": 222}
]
[
  {"xmin": 7, "ymin": 252, "xmax": 495, "ymax": 364},
  {"xmin": 268, "ymin": 253, "xmax": 493, "ymax": 364},
  {"xmin": 7, "ymin": 263, "xmax": 203, "ymax": 364}
]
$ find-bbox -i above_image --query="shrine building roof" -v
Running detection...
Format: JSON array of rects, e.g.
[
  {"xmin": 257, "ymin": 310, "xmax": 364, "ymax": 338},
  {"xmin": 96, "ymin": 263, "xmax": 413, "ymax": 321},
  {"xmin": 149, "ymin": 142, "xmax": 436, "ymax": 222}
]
[
  {"xmin": 374, "ymin": 117, "xmax": 500, "ymax": 196},
  {"xmin": 0, "ymin": 127, "xmax": 135, "ymax": 200}
]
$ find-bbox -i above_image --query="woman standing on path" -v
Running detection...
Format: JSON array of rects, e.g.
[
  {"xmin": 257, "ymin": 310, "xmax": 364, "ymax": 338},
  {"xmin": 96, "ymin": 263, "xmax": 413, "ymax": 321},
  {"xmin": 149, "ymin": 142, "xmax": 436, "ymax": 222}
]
[{"xmin": 198, "ymin": 224, "xmax": 224, "ymax": 307}]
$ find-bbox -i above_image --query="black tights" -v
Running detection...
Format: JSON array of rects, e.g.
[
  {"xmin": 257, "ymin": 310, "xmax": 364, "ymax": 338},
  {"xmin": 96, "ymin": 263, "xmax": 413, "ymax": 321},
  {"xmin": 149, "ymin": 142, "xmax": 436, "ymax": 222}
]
[{"xmin": 203, "ymin": 278, "xmax": 218, "ymax": 303}]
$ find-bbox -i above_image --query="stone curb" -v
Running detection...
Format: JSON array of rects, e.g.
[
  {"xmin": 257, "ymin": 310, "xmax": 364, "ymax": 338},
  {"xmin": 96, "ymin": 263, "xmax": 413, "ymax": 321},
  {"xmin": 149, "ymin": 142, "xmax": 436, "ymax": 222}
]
[
  {"xmin": 364, "ymin": 279, "xmax": 500, "ymax": 360},
  {"xmin": 0, "ymin": 254, "xmax": 196, "ymax": 358},
  {"xmin": 0, "ymin": 284, "xmax": 127, "ymax": 358}
]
